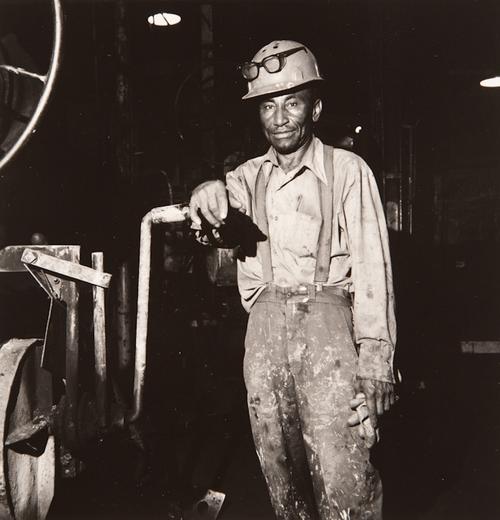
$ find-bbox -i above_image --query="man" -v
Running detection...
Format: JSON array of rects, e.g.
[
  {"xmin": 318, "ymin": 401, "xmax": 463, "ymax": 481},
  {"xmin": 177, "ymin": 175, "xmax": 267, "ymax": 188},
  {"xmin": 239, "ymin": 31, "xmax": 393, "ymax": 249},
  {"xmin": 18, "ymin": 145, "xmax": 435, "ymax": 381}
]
[{"xmin": 189, "ymin": 40, "xmax": 396, "ymax": 520}]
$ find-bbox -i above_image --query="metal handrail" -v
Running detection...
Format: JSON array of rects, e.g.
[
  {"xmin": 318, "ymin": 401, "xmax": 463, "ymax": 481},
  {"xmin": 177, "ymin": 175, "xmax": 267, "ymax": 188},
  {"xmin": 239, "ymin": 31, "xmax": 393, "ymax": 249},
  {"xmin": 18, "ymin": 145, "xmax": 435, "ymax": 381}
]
[{"xmin": 128, "ymin": 204, "xmax": 190, "ymax": 423}]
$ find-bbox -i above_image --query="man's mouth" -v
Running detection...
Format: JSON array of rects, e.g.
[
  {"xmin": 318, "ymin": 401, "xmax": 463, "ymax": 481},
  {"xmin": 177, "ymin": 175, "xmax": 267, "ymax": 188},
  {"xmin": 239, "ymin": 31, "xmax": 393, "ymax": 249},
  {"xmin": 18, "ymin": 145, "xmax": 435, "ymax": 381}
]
[{"xmin": 272, "ymin": 130, "xmax": 294, "ymax": 138}]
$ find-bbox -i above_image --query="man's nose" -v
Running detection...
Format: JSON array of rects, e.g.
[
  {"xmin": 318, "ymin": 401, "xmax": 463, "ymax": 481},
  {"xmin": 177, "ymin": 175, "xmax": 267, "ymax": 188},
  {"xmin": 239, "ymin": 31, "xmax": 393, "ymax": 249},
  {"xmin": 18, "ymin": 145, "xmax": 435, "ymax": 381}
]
[{"xmin": 273, "ymin": 105, "xmax": 288, "ymax": 127}]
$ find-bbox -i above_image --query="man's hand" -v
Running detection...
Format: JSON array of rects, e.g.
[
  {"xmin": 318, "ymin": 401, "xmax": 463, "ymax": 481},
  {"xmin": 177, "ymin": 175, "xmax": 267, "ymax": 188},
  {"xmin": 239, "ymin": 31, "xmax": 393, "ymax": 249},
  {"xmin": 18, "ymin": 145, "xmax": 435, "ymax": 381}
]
[
  {"xmin": 189, "ymin": 180, "xmax": 243, "ymax": 228},
  {"xmin": 353, "ymin": 378, "xmax": 395, "ymax": 429},
  {"xmin": 347, "ymin": 378, "xmax": 395, "ymax": 447}
]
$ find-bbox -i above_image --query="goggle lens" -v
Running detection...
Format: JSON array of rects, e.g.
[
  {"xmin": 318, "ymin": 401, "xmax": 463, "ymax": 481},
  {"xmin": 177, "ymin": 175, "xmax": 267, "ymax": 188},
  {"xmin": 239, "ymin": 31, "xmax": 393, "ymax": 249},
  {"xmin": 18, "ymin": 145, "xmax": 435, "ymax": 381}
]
[
  {"xmin": 240, "ymin": 47, "xmax": 306, "ymax": 82},
  {"xmin": 262, "ymin": 55, "xmax": 282, "ymax": 74},
  {"xmin": 241, "ymin": 62, "xmax": 259, "ymax": 80}
]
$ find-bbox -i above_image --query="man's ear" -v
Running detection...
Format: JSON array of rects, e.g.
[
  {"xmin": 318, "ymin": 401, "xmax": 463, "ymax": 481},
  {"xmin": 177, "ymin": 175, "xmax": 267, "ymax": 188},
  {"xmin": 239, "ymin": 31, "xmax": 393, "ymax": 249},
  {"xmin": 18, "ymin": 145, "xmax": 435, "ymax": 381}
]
[{"xmin": 312, "ymin": 98, "xmax": 323, "ymax": 123}]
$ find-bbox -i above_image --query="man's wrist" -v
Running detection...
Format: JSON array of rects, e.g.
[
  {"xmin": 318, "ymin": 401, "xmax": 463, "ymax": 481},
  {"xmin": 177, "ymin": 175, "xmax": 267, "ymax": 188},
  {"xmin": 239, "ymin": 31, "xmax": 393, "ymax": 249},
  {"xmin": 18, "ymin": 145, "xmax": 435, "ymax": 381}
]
[{"xmin": 357, "ymin": 339, "xmax": 395, "ymax": 383}]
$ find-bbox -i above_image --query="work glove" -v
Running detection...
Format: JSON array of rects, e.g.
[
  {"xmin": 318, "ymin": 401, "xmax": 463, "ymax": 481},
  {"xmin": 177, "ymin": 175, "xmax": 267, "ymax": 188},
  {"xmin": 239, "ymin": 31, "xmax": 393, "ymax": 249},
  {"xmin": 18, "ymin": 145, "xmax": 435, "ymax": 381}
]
[{"xmin": 196, "ymin": 206, "xmax": 267, "ymax": 259}]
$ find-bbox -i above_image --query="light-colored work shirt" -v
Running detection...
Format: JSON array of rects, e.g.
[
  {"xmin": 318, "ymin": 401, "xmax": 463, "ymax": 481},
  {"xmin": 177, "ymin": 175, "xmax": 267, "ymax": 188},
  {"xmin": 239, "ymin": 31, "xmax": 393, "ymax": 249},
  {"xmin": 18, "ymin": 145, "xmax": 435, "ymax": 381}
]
[{"xmin": 226, "ymin": 136, "xmax": 396, "ymax": 383}]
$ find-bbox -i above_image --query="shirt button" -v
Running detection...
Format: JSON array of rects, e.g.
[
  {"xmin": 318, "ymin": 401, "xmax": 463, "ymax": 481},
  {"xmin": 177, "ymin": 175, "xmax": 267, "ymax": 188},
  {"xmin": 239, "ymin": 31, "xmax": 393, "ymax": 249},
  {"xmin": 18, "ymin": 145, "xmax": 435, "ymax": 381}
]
[{"xmin": 274, "ymin": 216, "xmax": 278, "ymax": 221}]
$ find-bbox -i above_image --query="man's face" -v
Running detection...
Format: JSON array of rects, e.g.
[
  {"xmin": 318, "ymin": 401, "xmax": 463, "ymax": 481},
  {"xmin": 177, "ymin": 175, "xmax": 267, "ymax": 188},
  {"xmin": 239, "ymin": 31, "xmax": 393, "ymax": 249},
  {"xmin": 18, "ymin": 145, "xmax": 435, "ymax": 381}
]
[{"xmin": 258, "ymin": 88, "xmax": 322, "ymax": 155}]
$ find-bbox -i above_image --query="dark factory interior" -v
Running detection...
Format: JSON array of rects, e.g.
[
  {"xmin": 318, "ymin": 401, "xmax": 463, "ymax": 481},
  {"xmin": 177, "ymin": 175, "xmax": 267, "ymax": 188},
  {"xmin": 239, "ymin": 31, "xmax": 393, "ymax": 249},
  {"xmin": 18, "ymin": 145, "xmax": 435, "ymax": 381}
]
[{"xmin": 0, "ymin": 0, "xmax": 499, "ymax": 519}]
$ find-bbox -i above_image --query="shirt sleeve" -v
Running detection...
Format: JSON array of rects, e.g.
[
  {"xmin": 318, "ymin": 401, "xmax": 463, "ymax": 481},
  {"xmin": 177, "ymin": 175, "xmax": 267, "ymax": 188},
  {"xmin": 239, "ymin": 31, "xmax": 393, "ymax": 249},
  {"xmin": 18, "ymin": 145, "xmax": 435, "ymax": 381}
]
[
  {"xmin": 226, "ymin": 167, "xmax": 251, "ymax": 215},
  {"xmin": 342, "ymin": 158, "xmax": 396, "ymax": 383}
]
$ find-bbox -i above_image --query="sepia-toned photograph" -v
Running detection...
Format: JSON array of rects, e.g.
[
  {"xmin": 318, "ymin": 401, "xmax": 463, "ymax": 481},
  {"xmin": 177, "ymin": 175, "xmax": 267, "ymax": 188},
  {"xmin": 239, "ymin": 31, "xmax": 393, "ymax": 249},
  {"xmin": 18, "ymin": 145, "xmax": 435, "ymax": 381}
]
[{"xmin": 0, "ymin": 1, "xmax": 498, "ymax": 518}]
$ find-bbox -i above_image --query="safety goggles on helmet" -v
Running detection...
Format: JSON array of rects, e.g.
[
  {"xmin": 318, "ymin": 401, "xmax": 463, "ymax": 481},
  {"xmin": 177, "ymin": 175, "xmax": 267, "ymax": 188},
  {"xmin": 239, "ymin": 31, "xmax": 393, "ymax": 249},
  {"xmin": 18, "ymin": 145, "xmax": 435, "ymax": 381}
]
[{"xmin": 239, "ymin": 46, "xmax": 307, "ymax": 81}]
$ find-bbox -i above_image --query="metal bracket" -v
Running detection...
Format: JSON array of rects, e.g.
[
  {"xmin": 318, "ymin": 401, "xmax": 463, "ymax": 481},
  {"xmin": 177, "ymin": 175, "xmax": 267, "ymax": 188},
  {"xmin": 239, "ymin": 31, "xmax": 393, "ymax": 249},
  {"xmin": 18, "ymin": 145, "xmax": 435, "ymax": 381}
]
[
  {"xmin": 185, "ymin": 490, "xmax": 225, "ymax": 520},
  {"xmin": 5, "ymin": 413, "xmax": 52, "ymax": 456},
  {"xmin": 21, "ymin": 249, "xmax": 111, "ymax": 288},
  {"xmin": 24, "ymin": 264, "xmax": 62, "ymax": 301}
]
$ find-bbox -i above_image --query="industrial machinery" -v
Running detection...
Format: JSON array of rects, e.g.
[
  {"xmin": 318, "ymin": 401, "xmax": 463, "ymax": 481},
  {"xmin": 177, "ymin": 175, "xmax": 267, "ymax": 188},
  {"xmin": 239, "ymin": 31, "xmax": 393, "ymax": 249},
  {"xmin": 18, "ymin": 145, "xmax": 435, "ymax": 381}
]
[
  {"xmin": 0, "ymin": 204, "xmax": 200, "ymax": 519},
  {"xmin": 0, "ymin": 245, "xmax": 110, "ymax": 519},
  {"xmin": 0, "ymin": 0, "xmax": 62, "ymax": 173},
  {"xmin": 0, "ymin": 1, "xmax": 232, "ymax": 517}
]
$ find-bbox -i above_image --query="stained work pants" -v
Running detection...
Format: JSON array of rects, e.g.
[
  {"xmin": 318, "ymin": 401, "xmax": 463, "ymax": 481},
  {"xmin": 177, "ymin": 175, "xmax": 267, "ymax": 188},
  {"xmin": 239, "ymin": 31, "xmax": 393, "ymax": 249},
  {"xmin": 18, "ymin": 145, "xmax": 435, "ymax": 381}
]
[{"xmin": 244, "ymin": 286, "xmax": 382, "ymax": 520}]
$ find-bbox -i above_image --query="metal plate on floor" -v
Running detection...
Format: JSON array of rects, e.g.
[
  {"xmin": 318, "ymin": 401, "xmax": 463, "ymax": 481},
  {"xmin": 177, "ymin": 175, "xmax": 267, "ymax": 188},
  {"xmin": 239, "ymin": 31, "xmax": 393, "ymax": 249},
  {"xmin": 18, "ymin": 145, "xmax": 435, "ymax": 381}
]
[
  {"xmin": 461, "ymin": 341, "xmax": 500, "ymax": 354},
  {"xmin": 185, "ymin": 489, "xmax": 225, "ymax": 520}
]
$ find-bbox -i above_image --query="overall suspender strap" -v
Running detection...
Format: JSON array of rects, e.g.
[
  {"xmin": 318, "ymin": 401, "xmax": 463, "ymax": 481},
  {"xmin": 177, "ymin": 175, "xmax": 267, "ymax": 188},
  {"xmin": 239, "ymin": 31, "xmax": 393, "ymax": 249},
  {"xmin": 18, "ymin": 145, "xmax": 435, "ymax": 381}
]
[
  {"xmin": 254, "ymin": 163, "xmax": 273, "ymax": 284},
  {"xmin": 314, "ymin": 145, "xmax": 335, "ymax": 284}
]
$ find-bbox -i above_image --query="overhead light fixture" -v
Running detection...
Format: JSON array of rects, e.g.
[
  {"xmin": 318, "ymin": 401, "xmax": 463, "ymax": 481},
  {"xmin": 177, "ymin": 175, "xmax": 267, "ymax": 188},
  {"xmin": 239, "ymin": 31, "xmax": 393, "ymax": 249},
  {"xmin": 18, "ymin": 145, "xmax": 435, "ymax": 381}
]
[
  {"xmin": 480, "ymin": 75, "xmax": 500, "ymax": 88},
  {"xmin": 148, "ymin": 12, "xmax": 181, "ymax": 27}
]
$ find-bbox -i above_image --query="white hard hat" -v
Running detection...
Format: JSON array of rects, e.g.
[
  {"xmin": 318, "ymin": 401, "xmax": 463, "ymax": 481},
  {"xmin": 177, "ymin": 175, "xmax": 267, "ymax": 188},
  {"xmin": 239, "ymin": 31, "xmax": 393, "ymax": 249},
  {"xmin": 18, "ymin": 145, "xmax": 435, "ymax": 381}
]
[{"xmin": 240, "ymin": 40, "xmax": 324, "ymax": 100}]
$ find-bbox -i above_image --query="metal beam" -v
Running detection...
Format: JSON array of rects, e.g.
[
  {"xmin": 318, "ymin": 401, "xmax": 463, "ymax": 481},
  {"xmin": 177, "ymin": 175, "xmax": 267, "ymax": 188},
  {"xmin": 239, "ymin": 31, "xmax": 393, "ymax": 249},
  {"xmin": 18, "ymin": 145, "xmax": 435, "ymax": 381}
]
[
  {"xmin": 21, "ymin": 249, "xmax": 112, "ymax": 288},
  {"xmin": 92, "ymin": 252, "xmax": 107, "ymax": 429}
]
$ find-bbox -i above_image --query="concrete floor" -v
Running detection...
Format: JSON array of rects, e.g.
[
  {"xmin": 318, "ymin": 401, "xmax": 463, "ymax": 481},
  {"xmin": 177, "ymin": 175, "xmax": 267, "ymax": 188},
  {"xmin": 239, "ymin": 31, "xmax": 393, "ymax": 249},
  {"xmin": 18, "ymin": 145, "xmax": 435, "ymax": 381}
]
[{"xmin": 47, "ymin": 354, "xmax": 500, "ymax": 520}]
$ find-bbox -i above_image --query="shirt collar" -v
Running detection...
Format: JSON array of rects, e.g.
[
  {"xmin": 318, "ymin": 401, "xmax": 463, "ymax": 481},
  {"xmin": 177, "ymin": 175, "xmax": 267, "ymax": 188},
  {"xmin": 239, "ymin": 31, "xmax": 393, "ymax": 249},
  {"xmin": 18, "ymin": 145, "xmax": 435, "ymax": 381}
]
[{"xmin": 260, "ymin": 136, "xmax": 327, "ymax": 185}]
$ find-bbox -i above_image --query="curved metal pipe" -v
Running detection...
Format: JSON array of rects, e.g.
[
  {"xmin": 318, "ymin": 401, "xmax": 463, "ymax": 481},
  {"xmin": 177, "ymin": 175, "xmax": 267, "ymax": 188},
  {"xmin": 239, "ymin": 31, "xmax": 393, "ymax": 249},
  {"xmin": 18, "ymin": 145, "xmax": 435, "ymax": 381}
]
[
  {"xmin": 0, "ymin": 0, "xmax": 63, "ymax": 173},
  {"xmin": 128, "ymin": 204, "xmax": 189, "ymax": 423}
]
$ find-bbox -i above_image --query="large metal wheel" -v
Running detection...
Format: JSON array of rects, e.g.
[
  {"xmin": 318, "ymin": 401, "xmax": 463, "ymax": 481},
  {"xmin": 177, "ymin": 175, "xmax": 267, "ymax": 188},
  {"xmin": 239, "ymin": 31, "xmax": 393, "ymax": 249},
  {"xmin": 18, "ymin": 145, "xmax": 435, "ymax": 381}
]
[
  {"xmin": 0, "ymin": 0, "xmax": 62, "ymax": 174},
  {"xmin": 0, "ymin": 339, "xmax": 55, "ymax": 520}
]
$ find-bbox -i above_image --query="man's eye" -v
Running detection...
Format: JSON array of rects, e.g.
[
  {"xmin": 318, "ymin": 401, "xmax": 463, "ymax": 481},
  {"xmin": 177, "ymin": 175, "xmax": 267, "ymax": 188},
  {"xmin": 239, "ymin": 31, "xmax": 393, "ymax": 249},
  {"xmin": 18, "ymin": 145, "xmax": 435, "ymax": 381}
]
[
  {"xmin": 262, "ymin": 104, "xmax": 274, "ymax": 111},
  {"xmin": 287, "ymin": 101, "xmax": 298, "ymax": 108}
]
